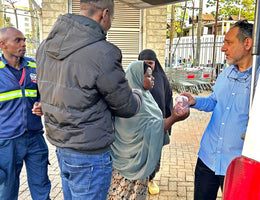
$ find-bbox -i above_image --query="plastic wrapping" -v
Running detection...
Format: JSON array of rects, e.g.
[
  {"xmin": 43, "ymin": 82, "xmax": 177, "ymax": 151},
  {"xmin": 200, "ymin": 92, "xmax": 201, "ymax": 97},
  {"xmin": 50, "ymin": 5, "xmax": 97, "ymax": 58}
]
[{"xmin": 174, "ymin": 95, "xmax": 189, "ymax": 114}]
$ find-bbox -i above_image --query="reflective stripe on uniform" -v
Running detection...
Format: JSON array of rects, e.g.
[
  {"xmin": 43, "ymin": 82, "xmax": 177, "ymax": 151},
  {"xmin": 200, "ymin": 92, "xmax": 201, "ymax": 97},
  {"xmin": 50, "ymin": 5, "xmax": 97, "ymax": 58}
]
[
  {"xmin": 0, "ymin": 61, "xmax": 5, "ymax": 69},
  {"xmin": 0, "ymin": 90, "xmax": 23, "ymax": 101},
  {"xmin": 0, "ymin": 60, "xmax": 37, "ymax": 101},
  {"xmin": 0, "ymin": 60, "xmax": 36, "ymax": 69},
  {"xmin": 27, "ymin": 61, "xmax": 36, "ymax": 68},
  {"xmin": 0, "ymin": 89, "xmax": 37, "ymax": 101},
  {"xmin": 25, "ymin": 89, "xmax": 37, "ymax": 97}
]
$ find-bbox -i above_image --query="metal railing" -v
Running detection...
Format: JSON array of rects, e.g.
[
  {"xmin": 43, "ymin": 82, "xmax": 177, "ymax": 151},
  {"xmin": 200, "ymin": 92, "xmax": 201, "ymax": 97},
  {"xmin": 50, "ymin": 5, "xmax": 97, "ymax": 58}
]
[{"xmin": 165, "ymin": 35, "xmax": 226, "ymax": 67}]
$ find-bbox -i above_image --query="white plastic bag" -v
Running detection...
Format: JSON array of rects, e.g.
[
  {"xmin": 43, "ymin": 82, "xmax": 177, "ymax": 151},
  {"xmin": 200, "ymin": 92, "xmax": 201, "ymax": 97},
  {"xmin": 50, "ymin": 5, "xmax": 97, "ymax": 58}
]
[{"xmin": 175, "ymin": 95, "xmax": 189, "ymax": 114}]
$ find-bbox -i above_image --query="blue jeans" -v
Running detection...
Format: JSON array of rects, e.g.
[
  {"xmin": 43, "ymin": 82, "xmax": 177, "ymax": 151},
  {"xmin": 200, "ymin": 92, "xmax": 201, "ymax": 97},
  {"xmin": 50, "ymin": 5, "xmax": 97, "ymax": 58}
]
[
  {"xmin": 56, "ymin": 148, "xmax": 112, "ymax": 200},
  {"xmin": 0, "ymin": 132, "xmax": 51, "ymax": 200}
]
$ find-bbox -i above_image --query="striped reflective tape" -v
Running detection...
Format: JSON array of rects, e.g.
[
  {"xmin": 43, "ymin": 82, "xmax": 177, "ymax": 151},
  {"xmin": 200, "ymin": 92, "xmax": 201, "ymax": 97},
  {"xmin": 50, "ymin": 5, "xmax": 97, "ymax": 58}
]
[
  {"xmin": 0, "ymin": 90, "xmax": 23, "ymax": 101},
  {"xmin": 27, "ymin": 61, "xmax": 36, "ymax": 68},
  {"xmin": 0, "ymin": 89, "xmax": 37, "ymax": 101},
  {"xmin": 25, "ymin": 89, "xmax": 37, "ymax": 97},
  {"xmin": 0, "ymin": 61, "xmax": 5, "ymax": 69},
  {"xmin": 0, "ymin": 60, "xmax": 36, "ymax": 69}
]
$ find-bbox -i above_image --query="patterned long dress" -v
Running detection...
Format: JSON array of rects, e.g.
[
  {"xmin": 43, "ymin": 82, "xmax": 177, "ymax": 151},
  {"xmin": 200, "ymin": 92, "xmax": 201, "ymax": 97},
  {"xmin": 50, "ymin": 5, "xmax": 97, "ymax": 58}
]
[{"xmin": 107, "ymin": 168, "xmax": 149, "ymax": 200}]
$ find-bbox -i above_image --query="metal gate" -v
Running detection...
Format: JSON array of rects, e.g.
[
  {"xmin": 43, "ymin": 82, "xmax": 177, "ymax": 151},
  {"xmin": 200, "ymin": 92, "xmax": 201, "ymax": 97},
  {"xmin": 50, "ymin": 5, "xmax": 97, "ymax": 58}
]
[{"xmin": 166, "ymin": 35, "xmax": 226, "ymax": 67}]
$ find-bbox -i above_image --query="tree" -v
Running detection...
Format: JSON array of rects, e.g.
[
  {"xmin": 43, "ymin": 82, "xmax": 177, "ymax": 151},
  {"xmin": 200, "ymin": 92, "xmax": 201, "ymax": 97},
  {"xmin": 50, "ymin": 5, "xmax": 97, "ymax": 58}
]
[
  {"xmin": 174, "ymin": 3, "xmax": 189, "ymax": 36},
  {"xmin": 5, "ymin": 0, "xmax": 19, "ymax": 28},
  {"xmin": 195, "ymin": 0, "xmax": 203, "ymax": 67},
  {"xmin": 29, "ymin": 0, "xmax": 42, "ymax": 28},
  {"xmin": 0, "ymin": 0, "xmax": 4, "ymax": 28},
  {"xmin": 4, "ymin": 16, "xmax": 14, "ymax": 27},
  {"xmin": 29, "ymin": 0, "xmax": 36, "ymax": 55},
  {"xmin": 207, "ymin": 0, "xmax": 255, "ymax": 20}
]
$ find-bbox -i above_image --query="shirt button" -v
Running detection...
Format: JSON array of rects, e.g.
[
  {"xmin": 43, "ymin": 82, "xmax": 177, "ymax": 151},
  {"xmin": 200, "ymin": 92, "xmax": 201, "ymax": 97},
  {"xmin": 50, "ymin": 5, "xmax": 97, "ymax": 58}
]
[
  {"xmin": 217, "ymin": 151, "xmax": 221, "ymax": 153},
  {"xmin": 232, "ymin": 93, "xmax": 235, "ymax": 95},
  {"xmin": 219, "ymin": 137, "xmax": 223, "ymax": 140},
  {"xmin": 226, "ymin": 107, "xmax": 230, "ymax": 110},
  {"xmin": 222, "ymin": 122, "xmax": 225, "ymax": 125}
]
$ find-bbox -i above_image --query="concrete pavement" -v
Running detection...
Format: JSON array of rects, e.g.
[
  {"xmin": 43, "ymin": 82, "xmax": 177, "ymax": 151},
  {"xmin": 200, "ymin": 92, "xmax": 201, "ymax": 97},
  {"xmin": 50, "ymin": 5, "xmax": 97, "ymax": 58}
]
[{"xmin": 18, "ymin": 91, "xmax": 223, "ymax": 200}]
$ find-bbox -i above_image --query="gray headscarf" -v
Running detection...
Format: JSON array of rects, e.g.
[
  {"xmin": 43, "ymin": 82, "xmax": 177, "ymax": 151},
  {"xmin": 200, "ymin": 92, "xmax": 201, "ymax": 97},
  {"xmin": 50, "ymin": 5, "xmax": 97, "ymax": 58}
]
[{"xmin": 111, "ymin": 60, "xmax": 166, "ymax": 180}]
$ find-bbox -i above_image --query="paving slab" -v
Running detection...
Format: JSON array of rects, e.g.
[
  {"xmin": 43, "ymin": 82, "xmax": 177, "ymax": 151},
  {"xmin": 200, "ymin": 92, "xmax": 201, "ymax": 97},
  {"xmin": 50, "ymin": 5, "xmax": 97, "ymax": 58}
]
[{"xmin": 18, "ymin": 91, "xmax": 223, "ymax": 200}]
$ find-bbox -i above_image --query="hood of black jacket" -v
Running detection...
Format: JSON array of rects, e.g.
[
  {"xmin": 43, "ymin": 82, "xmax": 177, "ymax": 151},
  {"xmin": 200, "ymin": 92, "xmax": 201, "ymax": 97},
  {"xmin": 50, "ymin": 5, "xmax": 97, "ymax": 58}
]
[{"xmin": 44, "ymin": 14, "xmax": 107, "ymax": 60}]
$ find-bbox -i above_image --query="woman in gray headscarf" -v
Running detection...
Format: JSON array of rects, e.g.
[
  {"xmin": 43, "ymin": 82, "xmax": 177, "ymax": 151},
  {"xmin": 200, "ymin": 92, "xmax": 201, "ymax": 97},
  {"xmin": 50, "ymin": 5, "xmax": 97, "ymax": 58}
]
[
  {"xmin": 107, "ymin": 61, "xmax": 189, "ymax": 200},
  {"xmin": 138, "ymin": 49, "xmax": 173, "ymax": 194}
]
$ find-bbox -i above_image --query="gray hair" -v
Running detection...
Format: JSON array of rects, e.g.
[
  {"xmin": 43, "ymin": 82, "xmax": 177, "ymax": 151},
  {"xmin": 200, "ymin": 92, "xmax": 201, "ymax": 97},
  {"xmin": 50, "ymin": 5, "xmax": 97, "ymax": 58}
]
[
  {"xmin": 231, "ymin": 20, "xmax": 253, "ymax": 42},
  {"xmin": 80, "ymin": 0, "xmax": 114, "ymax": 17}
]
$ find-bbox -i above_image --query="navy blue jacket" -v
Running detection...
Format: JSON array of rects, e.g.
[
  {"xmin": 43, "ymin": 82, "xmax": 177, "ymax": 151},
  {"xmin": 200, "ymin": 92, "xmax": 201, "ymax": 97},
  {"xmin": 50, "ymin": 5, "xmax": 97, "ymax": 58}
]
[{"xmin": 0, "ymin": 56, "xmax": 43, "ymax": 139}]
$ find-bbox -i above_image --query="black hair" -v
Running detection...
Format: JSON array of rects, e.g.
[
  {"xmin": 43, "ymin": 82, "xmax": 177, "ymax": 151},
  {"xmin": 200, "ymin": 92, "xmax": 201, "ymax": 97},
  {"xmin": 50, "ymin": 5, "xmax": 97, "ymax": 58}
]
[
  {"xmin": 143, "ymin": 62, "xmax": 151, "ymax": 74},
  {"xmin": 80, "ymin": 0, "xmax": 114, "ymax": 16},
  {"xmin": 0, "ymin": 27, "xmax": 21, "ymax": 42}
]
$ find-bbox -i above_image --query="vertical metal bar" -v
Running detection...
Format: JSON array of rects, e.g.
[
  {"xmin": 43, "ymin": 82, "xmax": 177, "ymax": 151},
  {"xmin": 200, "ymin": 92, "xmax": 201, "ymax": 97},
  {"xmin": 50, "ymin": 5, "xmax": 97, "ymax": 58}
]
[
  {"xmin": 139, "ymin": 9, "xmax": 143, "ymax": 52},
  {"xmin": 195, "ymin": 0, "xmax": 203, "ymax": 67},
  {"xmin": 250, "ymin": 56, "xmax": 258, "ymax": 109},
  {"xmin": 212, "ymin": 0, "xmax": 219, "ymax": 82},
  {"xmin": 249, "ymin": 0, "xmax": 260, "ymax": 110},
  {"xmin": 168, "ymin": 4, "xmax": 175, "ymax": 68}
]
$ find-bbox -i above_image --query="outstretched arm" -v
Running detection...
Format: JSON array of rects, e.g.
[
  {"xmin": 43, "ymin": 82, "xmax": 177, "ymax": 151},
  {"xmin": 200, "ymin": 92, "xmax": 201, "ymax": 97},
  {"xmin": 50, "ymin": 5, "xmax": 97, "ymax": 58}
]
[
  {"xmin": 164, "ymin": 105, "xmax": 190, "ymax": 133},
  {"xmin": 180, "ymin": 92, "xmax": 196, "ymax": 106}
]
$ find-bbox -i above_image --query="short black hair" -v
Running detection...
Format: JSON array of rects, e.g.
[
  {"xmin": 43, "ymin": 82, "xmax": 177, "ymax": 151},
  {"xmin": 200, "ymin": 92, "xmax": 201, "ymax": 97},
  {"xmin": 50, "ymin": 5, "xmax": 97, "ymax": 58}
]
[
  {"xmin": 80, "ymin": 0, "xmax": 114, "ymax": 17},
  {"xmin": 232, "ymin": 20, "xmax": 253, "ymax": 42},
  {"xmin": 0, "ymin": 27, "xmax": 20, "ymax": 41}
]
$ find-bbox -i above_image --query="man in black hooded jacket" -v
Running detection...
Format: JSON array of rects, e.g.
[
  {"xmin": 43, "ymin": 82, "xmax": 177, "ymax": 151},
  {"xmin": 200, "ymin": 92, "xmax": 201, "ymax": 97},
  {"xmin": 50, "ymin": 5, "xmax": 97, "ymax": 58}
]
[{"xmin": 36, "ymin": 0, "xmax": 142, "ymax": 199}]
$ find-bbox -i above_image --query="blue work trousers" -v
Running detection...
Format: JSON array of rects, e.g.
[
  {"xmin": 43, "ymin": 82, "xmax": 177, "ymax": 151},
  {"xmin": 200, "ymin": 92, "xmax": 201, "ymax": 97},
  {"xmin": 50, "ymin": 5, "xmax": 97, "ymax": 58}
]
[
  {"xmin": 0, "ymin": 132, "xmax": 51, "ymax": 200},
  {"xmin": 56, "ymin": 147, "xmax": 112, "ymax": 200}
]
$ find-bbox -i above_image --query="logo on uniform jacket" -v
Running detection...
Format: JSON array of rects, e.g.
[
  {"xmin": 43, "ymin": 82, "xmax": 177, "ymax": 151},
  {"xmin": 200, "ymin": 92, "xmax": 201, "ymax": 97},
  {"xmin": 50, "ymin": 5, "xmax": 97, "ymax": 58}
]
[{"xmin": 30, "ymin": 73, "xmax": 37, "ymax": 83}]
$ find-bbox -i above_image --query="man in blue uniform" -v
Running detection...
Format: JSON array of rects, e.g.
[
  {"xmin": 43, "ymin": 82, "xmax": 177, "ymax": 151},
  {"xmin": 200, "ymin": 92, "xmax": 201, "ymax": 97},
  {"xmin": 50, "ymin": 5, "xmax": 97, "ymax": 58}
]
[{"xmin": 0, "ymin": 27, "xmax": 51, "ymax": 200}]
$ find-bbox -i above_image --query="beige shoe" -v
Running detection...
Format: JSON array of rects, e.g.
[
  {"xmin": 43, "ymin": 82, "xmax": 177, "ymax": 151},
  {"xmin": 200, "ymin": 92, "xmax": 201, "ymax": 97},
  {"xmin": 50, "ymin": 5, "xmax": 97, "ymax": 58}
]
[{"xmin": 148, "ymin": 180, "xmax": 160, "ymax": 195}]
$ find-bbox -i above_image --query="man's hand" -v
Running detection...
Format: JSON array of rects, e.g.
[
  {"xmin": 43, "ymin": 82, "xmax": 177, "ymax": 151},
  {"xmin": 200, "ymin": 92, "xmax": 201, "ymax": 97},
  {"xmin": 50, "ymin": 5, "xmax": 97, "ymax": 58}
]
[
  {"xmin": 180, "ymin": 92, "xmax": 196, "ymax": 106},
  {"xmin": 32, "ymin": 102, "xmax": 43, "ymax": 116}
]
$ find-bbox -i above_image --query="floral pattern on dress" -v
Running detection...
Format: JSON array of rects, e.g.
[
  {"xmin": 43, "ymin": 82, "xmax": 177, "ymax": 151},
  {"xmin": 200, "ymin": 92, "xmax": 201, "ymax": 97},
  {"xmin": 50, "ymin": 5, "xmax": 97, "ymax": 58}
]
[{"xmin": 107, "ymin": 168, "xmax": 148, "ymax": 200}]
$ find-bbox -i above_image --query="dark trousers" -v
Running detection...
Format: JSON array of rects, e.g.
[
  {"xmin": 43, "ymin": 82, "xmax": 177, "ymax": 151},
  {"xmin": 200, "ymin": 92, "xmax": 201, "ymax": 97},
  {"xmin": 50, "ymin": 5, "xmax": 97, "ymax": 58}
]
[
  {"xmin": 149, "ymin": 158, "xmax": 161, "ymax": 181},
  {"xmin": 194, "ymin": 158, "xmax": 225, "ymax": 200}
]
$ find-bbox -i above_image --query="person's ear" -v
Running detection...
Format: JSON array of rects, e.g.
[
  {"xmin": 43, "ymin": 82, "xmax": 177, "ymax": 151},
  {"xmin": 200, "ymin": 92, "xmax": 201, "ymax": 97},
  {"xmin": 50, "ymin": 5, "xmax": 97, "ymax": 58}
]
[
  {"xmin": 101, "ymin": 8, "xmax": 109, "ymax": 19},
  {"xmin": 0, "ymin": 41, "xmax": 6, "ymax": 49},
  {"xmin": 244, "ymin": 37, "xmax": 252, "ymax": 51}
]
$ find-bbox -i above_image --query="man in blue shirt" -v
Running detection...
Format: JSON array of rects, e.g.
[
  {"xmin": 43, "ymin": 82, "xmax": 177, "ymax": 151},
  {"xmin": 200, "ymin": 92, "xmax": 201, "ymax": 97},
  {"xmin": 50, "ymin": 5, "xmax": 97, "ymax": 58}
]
[
  {"xmin": 0, "ymin": 27, "xmax": 51, "ymax": 200},
  {"xmin": 182, "ymin": 20, "xmax": 259, "ymax": 200}
]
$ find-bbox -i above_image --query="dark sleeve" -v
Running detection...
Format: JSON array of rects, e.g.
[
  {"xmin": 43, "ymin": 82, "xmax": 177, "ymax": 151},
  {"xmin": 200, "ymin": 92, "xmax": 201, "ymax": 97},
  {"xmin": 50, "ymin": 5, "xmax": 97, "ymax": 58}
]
[
  {"xmin": 164, "ymin": 75, "xmax": 173, "ymax": 118},
  {"xmin": 37, "ymin": 85, "xmax": 41, "ymax": 102},
  {"xmin": 96, "ymin": 47, "xmax": 142, "ymax": 118}
]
